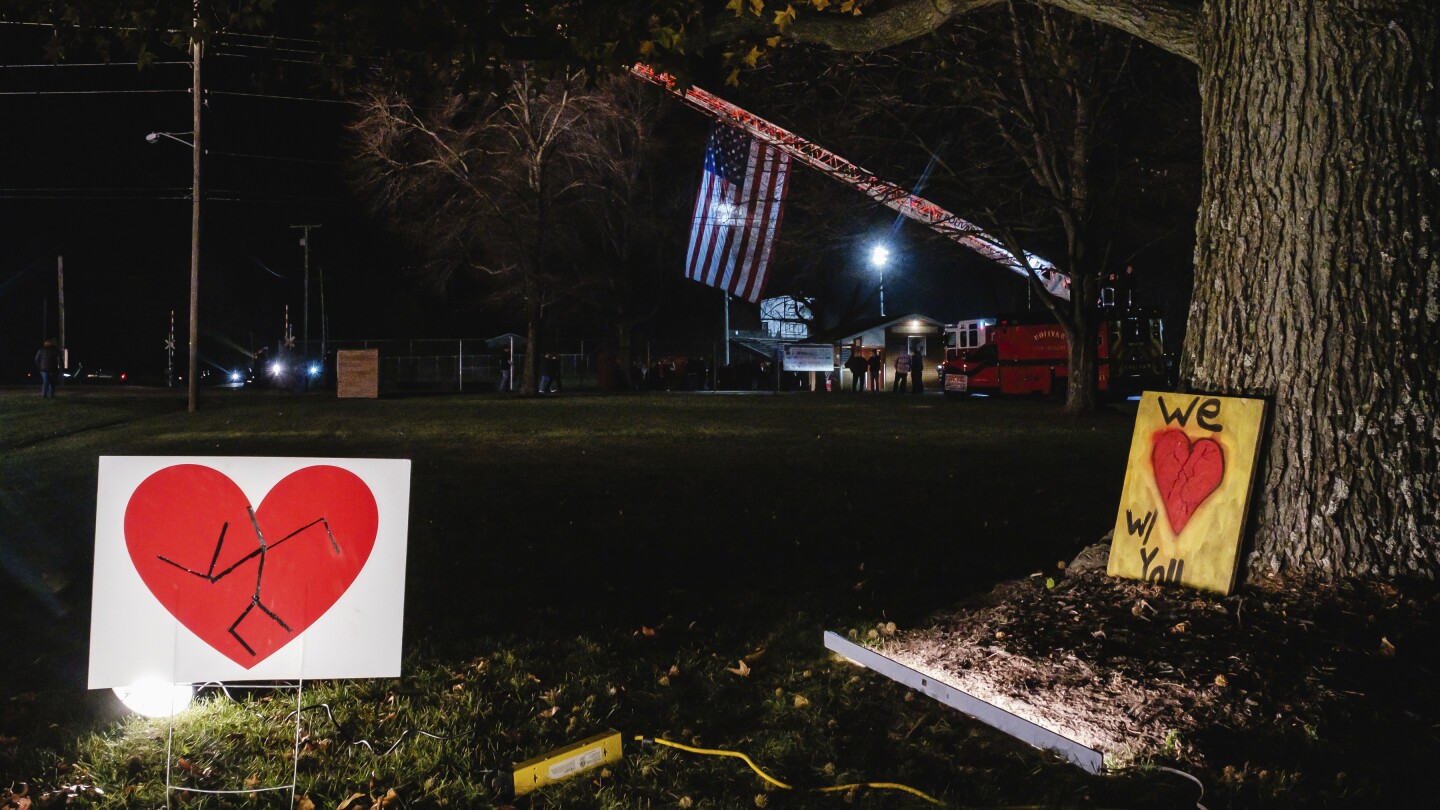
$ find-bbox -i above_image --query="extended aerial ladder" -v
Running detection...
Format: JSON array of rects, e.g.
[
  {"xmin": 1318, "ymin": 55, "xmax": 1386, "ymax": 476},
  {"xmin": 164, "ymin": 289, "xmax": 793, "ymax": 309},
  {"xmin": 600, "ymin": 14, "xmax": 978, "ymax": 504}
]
[{"xmin": 629, "ymin": 64, "xmax": 1071, "ymax": 301}]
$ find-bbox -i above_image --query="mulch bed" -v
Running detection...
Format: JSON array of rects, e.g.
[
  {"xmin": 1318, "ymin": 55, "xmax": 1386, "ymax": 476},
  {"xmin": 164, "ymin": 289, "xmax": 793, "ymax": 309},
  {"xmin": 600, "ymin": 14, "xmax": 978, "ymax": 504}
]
[{"xmin": 868, "ymin": 542, "xmax": 1440, "ymax": 803}]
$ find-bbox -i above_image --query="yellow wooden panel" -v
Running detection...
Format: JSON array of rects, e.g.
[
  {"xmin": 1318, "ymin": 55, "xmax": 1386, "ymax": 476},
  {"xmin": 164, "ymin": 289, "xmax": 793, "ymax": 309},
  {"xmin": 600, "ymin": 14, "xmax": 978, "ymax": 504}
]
[{"xmin": 1107, "ymin": 390, "xmax": 1268, "ymax": 594}]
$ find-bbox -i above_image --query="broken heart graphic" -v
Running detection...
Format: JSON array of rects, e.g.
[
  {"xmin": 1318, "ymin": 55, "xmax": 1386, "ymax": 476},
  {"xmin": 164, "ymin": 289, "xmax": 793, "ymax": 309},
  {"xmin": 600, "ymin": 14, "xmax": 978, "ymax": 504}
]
[
  {"xmin": 124, "ymin": 464, "xmax": 378, "ymax": 667},
  {"xmin": 1151, "ymin": 429, "xmax": 1225, "ymax": 536}
]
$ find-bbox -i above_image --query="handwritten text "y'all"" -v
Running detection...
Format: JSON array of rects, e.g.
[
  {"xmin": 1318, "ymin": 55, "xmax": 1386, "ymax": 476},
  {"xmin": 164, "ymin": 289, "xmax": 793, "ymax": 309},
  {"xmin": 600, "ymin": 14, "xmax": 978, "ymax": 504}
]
[{"xmin": 1125, "ymin": 508, "xmax": 1185, "ymax": 585}]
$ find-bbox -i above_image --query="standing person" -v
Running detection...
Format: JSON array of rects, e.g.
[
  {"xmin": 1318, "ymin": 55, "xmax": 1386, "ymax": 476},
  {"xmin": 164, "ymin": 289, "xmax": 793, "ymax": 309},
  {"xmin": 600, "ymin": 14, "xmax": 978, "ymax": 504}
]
[
  {"xmin": 35, "ymin": 339, "xmax": 61, "ymax": 398},
  {"xmin": 867, "ymin": 351, "xmax": 882, "ymax": 391},
  {"xmin": 541, "ymin": 352, "xmax": 562, "ymax": 393},
  {"xmin": 911, "ymin": 346, "xmax": 926, "ymax": 394},
  {"xmin": 892, "ymin": 349, "xmax": 911, "ymax": 393},
  {"xmin": 845, "ymin": 351, "xmax": 866, "ymax": 391},
  {"xmin": 498, "ymin": 346, "xmax": 512, "ymax": 392}
]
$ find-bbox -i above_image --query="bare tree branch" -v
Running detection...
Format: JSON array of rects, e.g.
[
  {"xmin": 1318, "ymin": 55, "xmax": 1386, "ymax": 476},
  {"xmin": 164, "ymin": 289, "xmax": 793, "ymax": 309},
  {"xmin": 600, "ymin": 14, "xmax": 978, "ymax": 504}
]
[{"xmin": 715, "ymin": 0, "xmax": 1198, "ymax": 64}]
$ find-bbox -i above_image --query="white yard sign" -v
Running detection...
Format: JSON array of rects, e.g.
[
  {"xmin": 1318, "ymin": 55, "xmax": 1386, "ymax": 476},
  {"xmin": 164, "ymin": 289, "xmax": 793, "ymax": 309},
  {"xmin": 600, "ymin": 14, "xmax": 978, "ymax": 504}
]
[
  {"xmin": 89, "ymin": 457, "xmax": 411, "ymax": 688},
  {"xmin": 781, "ymin": 343, "xmax": 836, "ymax": 372}
]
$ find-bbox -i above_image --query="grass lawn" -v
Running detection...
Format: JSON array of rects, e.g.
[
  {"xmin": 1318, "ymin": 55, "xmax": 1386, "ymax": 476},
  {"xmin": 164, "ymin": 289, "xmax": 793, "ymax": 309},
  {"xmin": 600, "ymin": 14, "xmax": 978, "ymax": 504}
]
[{"xmin": 2, "ymin": 388, "xmax": 1208, "ymax": 808}]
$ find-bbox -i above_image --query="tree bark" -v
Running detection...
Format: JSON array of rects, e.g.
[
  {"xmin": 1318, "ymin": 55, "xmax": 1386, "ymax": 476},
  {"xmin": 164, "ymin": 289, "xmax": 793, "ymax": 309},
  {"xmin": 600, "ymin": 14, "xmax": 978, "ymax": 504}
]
[
  {"xmin": 1184, "ymin": 0, "xmax": 1439, "ymax": 578},
  {"xmin": 764, "ymin": 0, "xmax": 1439, "ymax": 578},
  {"xmin": 522, "ymin": 294, "xmax": 542, "ymax": 395}
]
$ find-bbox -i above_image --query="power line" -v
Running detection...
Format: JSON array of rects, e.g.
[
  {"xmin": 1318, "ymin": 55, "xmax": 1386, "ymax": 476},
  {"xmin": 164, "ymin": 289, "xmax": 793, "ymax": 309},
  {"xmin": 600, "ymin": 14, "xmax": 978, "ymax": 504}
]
[
  {"xmin": 0, "ymin": 88, "xmax": 186, "ymax": 95},
  {"xmin": 208, "ymin": 89, "xmax": 350, "ymax": 105},
  {"xmin": 0, "ymin": 19, "xmax": 181, "ymax": 34},
  {"xmin": 0, "ymin": 194, "xmax": 193, "ymax": 201},
  {"xmin": 207, "ymin": 150, "xmax": 342, "ymax": 166},
  {"xmin": 210, "ymin": 51, "xmax": 329, "ymax": 67},
  {"xmin": 0, "ymin": 61, "xmax": 190, "ymax": 68}
]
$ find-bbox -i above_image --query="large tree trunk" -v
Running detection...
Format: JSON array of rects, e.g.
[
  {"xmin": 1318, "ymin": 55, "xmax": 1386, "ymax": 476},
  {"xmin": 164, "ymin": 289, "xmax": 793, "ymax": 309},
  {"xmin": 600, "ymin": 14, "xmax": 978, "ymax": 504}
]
[{"xmin": 1183, "ymin": 0, "xmax": 1439, "ymax": 578}]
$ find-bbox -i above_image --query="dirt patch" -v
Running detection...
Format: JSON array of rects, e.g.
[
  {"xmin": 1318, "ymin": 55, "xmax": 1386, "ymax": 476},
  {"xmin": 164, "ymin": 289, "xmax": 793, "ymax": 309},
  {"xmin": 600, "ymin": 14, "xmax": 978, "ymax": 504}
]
[{"xmin": 868, "ymin": 542, "xmax": 1440, "ymax": 801}]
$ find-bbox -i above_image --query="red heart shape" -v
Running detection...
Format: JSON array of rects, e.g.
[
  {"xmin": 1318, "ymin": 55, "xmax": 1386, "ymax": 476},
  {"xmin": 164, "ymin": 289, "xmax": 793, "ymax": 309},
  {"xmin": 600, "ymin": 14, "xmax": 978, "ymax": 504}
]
[
  {"xmin": 124, "ymin": 464, "xmax": 378, "ymax": 668},
  {"xmin": 1150, "ymin": 429, "xmax": 1225, "ymax": 536}
]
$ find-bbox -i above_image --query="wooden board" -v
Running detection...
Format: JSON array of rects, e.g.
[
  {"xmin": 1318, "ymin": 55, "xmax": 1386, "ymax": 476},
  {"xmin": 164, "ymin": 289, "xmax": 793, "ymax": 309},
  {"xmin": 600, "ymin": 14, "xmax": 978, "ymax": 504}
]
[
  {"xmin": 1108, "ymin": 390, "xmax": 1268, "ymax": 594},
  {"xmin": 336, "ymin": 349, "xmax": 379, "ymax": 399}
]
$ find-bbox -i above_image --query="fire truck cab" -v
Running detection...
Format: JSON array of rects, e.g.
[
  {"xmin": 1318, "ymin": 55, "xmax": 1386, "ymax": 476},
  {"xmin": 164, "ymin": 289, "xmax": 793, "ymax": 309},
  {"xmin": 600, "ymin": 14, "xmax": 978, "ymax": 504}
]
[{"xmin": 942, "ymin": 307, "xmax": 1164, "ymax": 398}]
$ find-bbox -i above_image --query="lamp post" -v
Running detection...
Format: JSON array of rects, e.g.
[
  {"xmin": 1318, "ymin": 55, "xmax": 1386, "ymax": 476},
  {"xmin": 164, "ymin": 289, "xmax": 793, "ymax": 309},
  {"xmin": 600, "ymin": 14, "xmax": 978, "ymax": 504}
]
[
  {"xmin": 148, "ymin": 124, "xmax": 201, "ymax": 410},
  {"xmin": 290, "ymin": 224, "xmax": 321, "ymax": 381},
  {"xmin": 143, "ymin": 17, "xmax": 202, "ymax": 410},
  {"xmin": 870, "ymin": 244, "xmax": 891, "ymax": 318}
]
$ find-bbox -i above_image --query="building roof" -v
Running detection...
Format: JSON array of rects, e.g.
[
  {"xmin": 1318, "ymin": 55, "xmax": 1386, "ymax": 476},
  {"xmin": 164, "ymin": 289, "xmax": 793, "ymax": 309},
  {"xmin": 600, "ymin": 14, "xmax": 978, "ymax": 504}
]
[{"xmin": 823, "ymin": 313, "xmax": 948, "ymax": 344}]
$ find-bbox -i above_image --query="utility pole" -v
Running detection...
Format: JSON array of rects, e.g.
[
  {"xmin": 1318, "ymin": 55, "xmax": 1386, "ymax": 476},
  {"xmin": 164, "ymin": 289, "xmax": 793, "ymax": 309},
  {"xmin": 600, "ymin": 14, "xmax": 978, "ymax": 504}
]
[
  {"xmin": 290, "ymin": 224, "xmax": 321, "ymax": 364},
  {"xmin": 56, "ymin": 255, "xmax": 67, "ymax": 368},
  {"xmin": 318, "ymin": 264, "xmax": 327, "ymax": 370},
  {"xmin": 187, "ymin": 10, "xmax": 203, "ymax": 412},
  {"xmin": 166, "ymin": 310, "xmax": 176, "ymax": 388},
  {"xmin": 723, "ymin": 290, "xmax": 731, "ymax": 367}
]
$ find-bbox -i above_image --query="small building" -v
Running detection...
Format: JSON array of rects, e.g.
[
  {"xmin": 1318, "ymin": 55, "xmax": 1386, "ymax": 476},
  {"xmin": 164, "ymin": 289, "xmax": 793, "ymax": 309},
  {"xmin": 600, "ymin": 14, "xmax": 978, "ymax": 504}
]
[
  {"xmin": 830, "ymin": 313, "xmax": 948, "ymax": 391},
  {"xmin": 760, "ymin": 296, "xmax": 813, "ymax": 340}
]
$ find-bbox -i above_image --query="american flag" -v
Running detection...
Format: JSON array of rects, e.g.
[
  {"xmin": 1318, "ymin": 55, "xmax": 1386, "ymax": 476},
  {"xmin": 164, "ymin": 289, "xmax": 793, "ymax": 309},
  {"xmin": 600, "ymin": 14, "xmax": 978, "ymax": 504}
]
[{"xmin": 684, "ymin": 123, "xmax": 790, "ymax": 303}]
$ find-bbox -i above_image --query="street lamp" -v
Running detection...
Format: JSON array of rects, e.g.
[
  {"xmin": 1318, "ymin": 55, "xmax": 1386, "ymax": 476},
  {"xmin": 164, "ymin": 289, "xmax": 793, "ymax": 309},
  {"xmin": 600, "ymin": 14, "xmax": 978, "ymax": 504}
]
[
  {"xmin": 870, "ymin": 244, "xmax": 891, "ymax": 317},
  {"xmin": 146, "ymin": 126, "xmax": 202, "ymax": 411},
  {"xmin": 143, "ymin": 10, "xmax": 203, "ymax": 411},
  {"xmin": 145, "ymin": 130, "xmax": 193, "ymax": 146}
]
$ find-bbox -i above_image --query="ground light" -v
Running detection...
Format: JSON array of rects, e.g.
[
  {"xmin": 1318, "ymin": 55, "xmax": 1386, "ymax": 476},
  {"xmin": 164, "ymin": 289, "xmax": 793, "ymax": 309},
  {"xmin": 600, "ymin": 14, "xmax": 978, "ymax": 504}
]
[{"xmin": 112, "ymin": 680, "xmax": 194, "ymax": 718}]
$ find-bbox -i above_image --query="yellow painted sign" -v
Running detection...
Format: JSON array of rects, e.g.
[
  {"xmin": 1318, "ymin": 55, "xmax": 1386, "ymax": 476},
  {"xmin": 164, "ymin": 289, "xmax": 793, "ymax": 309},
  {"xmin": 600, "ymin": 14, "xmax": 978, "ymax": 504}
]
[{"xmin": 1108, "ymin": 391, "xmax": 1268, "ymax": 594}]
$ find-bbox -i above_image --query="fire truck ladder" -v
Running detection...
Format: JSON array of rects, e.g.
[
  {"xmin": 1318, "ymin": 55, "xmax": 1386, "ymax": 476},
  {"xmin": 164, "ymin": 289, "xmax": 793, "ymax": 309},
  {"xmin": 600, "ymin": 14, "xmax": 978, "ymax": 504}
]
[{"xmin": 630, "ymin": 64, "xmax": 1070, "ymax": 301}]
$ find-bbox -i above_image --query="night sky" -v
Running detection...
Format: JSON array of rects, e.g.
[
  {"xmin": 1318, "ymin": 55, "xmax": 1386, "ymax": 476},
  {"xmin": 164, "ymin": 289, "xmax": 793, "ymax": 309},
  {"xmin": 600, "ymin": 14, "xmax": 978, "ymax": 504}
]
[{"xmin": 1, "ymin": 21, "xmax": 1184, "ymax": 383}]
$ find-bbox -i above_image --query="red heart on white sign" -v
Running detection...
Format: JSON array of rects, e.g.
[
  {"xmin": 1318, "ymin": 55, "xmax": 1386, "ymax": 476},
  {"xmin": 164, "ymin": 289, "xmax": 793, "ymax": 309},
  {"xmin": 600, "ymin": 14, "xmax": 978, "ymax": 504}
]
[{"xmin": 124, "ymin": 464, "xmax": 378, "ymax": 667}]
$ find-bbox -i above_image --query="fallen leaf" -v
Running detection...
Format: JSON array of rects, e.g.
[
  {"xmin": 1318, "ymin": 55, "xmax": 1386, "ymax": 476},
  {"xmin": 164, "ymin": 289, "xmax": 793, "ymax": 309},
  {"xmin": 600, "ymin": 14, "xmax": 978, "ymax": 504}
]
[
  {"xmin": 743, "ymin": 644, "xmax": 767, "ymax": 662},
  {"xmin": 726, "ymin": 659, "xmax": 751, "ymax": 677},
  {"xmin": 1214, "ymin": 674, "xmax": 1229, "ymax": 687},
  {"xmin": 640, "ymin": 626, "xmax": 656, "ymax": 637},
  {"xmin": 1379, "ymin": 636, "xmax": 1396, "ymax": 657},
  {"xmin": 335, "ymin": 792, "xmax": 368, "ymax": 810},
  {"xmin": 792, "ymin": 695, "xmax": 809, "ymax": 708},
  {"xmin": 1171, "ymin": 621, "xmax": 1189, "ymax": 634},
  {"xmin": 538, "ymin": 705, "xmax": 560, "ymax": 718},
  {"xmin": 244, "ymin": 774, "xmax": 260, "ymax": 789},
  {"xmin": 294, "ymin": 794, "xmax": 318, "ymax": 810},
  {"xmin": 373, "ymin": 787, "xmax": 399, "ymax": 809}
]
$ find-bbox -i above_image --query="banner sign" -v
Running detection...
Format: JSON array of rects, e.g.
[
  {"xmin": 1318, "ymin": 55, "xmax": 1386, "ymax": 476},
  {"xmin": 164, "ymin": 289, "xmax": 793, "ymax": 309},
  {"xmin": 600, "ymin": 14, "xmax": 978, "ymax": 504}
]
[
  {"xmin": 781, "ymin": 343, "xmax": 836, "ymax": 372},
  {"xmin": 89, "ymin": 457, "xmax": 411, "ymax": 688},
  {"xmin": 1108, "ymin": 392, "xmax": 1267, "ymax": 594}
]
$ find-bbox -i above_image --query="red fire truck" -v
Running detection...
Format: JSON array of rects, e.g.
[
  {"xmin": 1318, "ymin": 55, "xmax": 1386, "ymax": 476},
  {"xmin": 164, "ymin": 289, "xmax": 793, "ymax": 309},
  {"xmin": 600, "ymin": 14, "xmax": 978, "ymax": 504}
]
[{"xmin": 941, "ymin": 307, "xmax": 1166, "ymax": 398}]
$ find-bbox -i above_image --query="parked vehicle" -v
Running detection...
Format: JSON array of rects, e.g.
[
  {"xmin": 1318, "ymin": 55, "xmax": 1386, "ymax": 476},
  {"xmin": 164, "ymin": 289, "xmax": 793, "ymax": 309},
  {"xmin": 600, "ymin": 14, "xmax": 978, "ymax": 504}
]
[{"xmin": 941, "ymin": 307, "xmax": 1165, "ymax": 398}]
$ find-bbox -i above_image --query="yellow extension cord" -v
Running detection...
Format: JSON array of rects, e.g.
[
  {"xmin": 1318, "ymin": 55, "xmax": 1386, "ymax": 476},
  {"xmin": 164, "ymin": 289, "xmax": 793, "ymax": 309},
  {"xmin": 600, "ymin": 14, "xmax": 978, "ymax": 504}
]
[{"xmin": 633, "ymin": 735, "xmax": 944, "ymax": 805}]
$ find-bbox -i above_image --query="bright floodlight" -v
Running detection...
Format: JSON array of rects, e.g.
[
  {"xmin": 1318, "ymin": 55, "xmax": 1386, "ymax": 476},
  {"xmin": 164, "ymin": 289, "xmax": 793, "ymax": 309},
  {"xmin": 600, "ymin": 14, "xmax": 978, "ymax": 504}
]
[
  {"xmin": 113, "ymin": 680, "xmax": 193, "ymax": 718},
  {"xmin": 308, "ymin": 364, "xmax": 321, "ymax": 377},
  {"xmin": 870, "ymin": 245, "xmax": 891, "ymax": 268},
  {"xmin": 270, "ymin": 361, "xmax": 284, "ymax": 377},
  {"xmin": 229, "ymin": 370, "xmax": 242, "ymax": 382}
]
